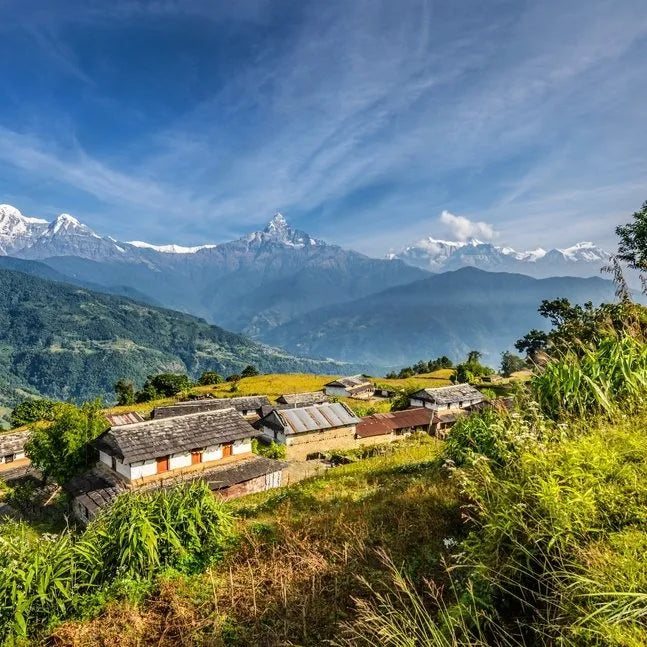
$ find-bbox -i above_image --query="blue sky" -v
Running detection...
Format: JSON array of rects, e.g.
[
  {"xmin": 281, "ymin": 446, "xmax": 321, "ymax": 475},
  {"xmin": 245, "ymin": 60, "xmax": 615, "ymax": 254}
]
[{"xmin": 0, "ymin": 0, "xmax": 646, "ymax": 255}]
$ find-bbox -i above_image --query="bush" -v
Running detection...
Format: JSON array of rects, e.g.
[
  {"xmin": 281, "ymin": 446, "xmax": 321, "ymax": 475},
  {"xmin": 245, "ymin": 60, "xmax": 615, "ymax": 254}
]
[
  {"xmin": 198, "ymin": 371, "xmax": 223, "ymax": 386},
  {"xmin": 0, "ymin": 481, "xmax": 234, "ymax": 641},
  {"xmin": 241, "ymin": 365, "xmax": 259, "ymax": 378},
  {"xmin": 252, "ymin": 438, "xmax": 287, "ymax": 460}
]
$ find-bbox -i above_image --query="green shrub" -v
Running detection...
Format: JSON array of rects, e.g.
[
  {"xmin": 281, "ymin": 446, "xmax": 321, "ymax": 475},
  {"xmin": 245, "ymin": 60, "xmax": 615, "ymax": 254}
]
[{"xmin": 252, "ymin": 438, "xmax": 287, "ymax": 460}]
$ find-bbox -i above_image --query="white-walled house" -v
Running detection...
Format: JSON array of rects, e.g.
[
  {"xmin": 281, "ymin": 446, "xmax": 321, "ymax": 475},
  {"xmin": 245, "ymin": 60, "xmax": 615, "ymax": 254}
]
[
  {"xmin": 66, "ymin": 407, "xmax": 284, "ymax": 523},
  {"xmin": 409, "ymin": 384, "xmax": 483, "ymax": 412},
  {"xmin": 0, "ymin": 430, "xmax": 31, "ymax": 474},
  {"xmin": 324, "ymin": 376, "xmax": 374, "ymax": 399}
]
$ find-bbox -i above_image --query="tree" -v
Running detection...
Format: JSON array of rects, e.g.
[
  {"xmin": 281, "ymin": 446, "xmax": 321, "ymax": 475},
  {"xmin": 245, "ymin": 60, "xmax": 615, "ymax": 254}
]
[
  {"xmin": 515, "ymin": 329, "xmax": 550, "ymax": 358},
  {"xmin": 114, "ymin": 379, "xmax": 135, "ymax": 406},
  {"xmin": 226, "ymin": 373, "xmax": 241, "ymax": 382},
  {"xmin": 25, "ymin": 400, "xmax": 108, "ymax": 484},
  {"xmin": 616, "ymin": 200, "xmax": 647, "ymax": 271},
  {"xmin": 139, "ymin": 373, "xmax": 192, "ymax": 400},
  {"xmin": 467, "ymin": 350, "xmax": 482, "ymax": 365},
  {"xmin": 10, "ymin": 399, "xmax": 62, "ymax": 428},
  {"xmin": 198, "ymin": 371, "xmax": 223, "ymax": 386},
  {"xmin": 241, "ymin": 365, "xmax": 259, "ymax": 378},
  {"xmin": 500, "ymin": 351, "xmax": 527, "ymax": 377}
]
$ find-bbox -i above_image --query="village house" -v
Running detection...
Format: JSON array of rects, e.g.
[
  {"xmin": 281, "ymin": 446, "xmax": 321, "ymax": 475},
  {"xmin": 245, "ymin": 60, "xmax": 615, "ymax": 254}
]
[
  {"xmin": 355, "ymin": 408, "xmax": 433, "ymax": 446},
  {"xmin": 430, "ymin": 409, "xmax": 468, "ymax": 437},
  {"xmin": 152, "ymin": 395, "xmax": 271, "ymax": 421},
  {"xmin": 324, "ymin": 375, "xmax": 374, "ymax": 399},
  {"xmin": 276, "ymin": 391, "xmax": 328, "ymax": 408},
  {"xmin": 409, "ymin": 383, "xmax": 483, "ymax": 411},
  {"xmin": 65, "ymin": 407, "xmax": 284, "ymax": 523},
  {"xmin": 257, "ymin": 402, "xmax": 361, "ymax": 460},
  {"xmin": 0, "ymin": 430, "xmax": 31, "ymax": 474}
]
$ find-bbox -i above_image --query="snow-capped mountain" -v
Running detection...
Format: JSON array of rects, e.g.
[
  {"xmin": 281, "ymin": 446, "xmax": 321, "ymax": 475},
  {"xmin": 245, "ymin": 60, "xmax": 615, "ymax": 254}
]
[{"xmin": 392, "ymin": 236, "xmax": 612, "ymax": 279}]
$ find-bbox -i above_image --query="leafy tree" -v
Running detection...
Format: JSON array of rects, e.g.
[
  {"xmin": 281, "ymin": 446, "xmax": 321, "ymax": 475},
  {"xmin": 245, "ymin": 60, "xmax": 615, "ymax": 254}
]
[
  {"xmin": 139, "ymin": 373, "xmax": 192, "ymax": 400},
  {"xmin": 241, "ymin": 365, "xmax": 259, "ymax": 378},
  {"xmin": 226, "ymin": 373, "xmax": 241, "ymax": 382},
  {"xmin": 10, "ymin": 399, "xmax": 62, "ymax": 428},
  {"xmin": 113, "ymin": 379, "xmax": 135, "ymax": 406},
  {"xmin": 500, "ymin": 351, "xmax": 527, "ymax": 377},
  {"xmin": 616, "ymin": 199, "xmax": 647, "ymax": 271},
  {"xmin": 467, "ymin": 350, "xmax": 482, "ymax": 365},
  {"xmin": 198, "ymin": 371, "xmax": 223, "ymax": 386},
  {"xmin": 515, "ymin": 329, "xmax": 550, "ymax": 358},
  {"xmin": 25, "ymin": 400, "xmax": 108, "ymax": 484},
  {"xmin": 135, "ymin": 382, "xmax": 159, "ymax": 403}
]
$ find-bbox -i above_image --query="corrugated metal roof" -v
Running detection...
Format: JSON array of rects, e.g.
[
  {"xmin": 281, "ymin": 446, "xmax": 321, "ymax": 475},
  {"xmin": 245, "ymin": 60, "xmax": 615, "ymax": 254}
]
[
  {"xmin": 104, "ymin": 411, "xmax": 145, "ymax": 426},
  {"xmin": 356, "ymin": 408, "xmax": 433, "ymax": 438},
  {"xmin": 277, "ymin": 402, "xmax": 360, "ymax": 435}
]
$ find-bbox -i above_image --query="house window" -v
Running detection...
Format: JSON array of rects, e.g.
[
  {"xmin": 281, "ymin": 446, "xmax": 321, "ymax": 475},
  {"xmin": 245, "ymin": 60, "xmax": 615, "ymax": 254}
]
[
  {"xmin": 191, "ymin": 450, "xmax": 202, "ymax": 465},
  {"xmin": 157, "ymin": 455, "xmax": 170, "ymax": 473},
  {"xmin": 111, "ymin": 455, "xmax": 117, "ymax": 471},
  {"xmin": 222, "ymin": 443, "xmax": 233, "ymax": 458},
  {"xmin": 4, "ymin": 454, "xmax": 14, "ymax": 463}
]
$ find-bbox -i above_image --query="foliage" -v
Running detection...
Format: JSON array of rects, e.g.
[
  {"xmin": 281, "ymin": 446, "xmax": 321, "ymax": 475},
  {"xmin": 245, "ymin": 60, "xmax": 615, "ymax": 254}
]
[
  {"xmin": 500, "ymin": 351, "xmax": 526, "ymax": 377},
  {"xmin": 385, "ymin": 356, "xmax": 453, "ymax": 380},
  {"xmin": 197, "ymin": 371, "xmax": 223, "ymax": 386},
  {"xmin": 140, "ymin": 373, "xmax": 192, "ymax": 399},
  {"xmin": 616, "ymin": 199, "xmax": 647, "ymax": 272},
  {"xmin": 10, "ymin": 398, "xmax": 63, "ymax": 428},
  {"xmin": 241, "ymin": 365, "xmax": 259, "ymax": 378},
  {"xmin": 0, "ymin": 482, "xmax": 233, "ymax": 642},
  {"xmin": 452, "ymin": 350, "xmax": 495, "ymax": 384},
  {"xmin": 25, "ymin": 400, "xmax": 108, "ymax": 484},
  {"xmin": 0, "ymin": 268, "xmax": 347, "ymax": 407},
  {"xmin": 533, "ymin": 335, "xmax": 647, "ymax": 420},
  {"xmin": 251, "ymin": 438, "xmax": 287, "ymax": 460},
  {"xmin": 113, "ymin": 379, "xmax": 135, "ymax": 406},
  {"xmin": 226, "ymin": 373, "xmax": 241, "ymax": 383}
]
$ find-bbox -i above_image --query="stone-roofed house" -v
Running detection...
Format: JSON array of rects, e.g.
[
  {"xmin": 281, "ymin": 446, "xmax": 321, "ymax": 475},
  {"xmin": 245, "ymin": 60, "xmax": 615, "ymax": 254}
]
[
  {"xmin": 0, "ymin": 430, "xmax": 31, "ymax": 473},
  {"xmin": 152, "ymin": 395, "xmax": 271, "ymax": 421},
  {"xmin": 324, "ymin": 375, "xmax": 374, "ymax": 399},
  {"xmin": 67, "ymin": 407, "xmax": 285, "ymax": 523},
  {"xmin": 258, "ymin": 402, "xmax": 361, "ymax": 460},
  {"xmin": 276, "ymin": 391, "xmax": 329, "ymax": 408},
  {"xmin": 409, "ymin": 384, "xmax": 483, "ymax": 411}
]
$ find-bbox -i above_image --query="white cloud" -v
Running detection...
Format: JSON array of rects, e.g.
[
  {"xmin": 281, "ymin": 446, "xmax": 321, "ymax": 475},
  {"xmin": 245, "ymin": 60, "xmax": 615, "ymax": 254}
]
[{"xmin": 439, "ymin": 210, "xmax": 497, "ymax": 242}]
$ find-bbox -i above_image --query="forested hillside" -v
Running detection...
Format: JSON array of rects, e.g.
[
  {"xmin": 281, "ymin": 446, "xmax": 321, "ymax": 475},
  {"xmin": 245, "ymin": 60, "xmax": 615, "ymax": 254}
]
[{"xmin": 0, "ymin": 269, "xmax": 349, "ymax": 408}]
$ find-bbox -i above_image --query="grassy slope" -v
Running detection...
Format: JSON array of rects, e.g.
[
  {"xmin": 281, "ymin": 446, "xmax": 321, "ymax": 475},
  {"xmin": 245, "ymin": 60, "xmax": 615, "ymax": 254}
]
[
  {"xmin": 50, "ymin": 435, "xmax": 461, "ymax": 646},
  {"xmin": 103, "ymin": 370, "xmax": 457, "ymax": 418}
]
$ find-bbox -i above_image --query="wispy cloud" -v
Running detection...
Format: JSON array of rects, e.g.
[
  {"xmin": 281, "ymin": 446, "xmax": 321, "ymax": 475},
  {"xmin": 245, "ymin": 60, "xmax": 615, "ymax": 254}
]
[{"xmin": 0, "ymin": 0, "xmax": 646, "ymax": 250}]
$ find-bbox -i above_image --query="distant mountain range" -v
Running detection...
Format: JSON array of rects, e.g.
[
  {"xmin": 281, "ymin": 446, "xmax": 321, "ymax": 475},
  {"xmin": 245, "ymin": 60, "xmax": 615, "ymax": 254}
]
[
  {"xmin": 0, "ymin": 203, "xmax": 624, "ymax": 370},
  {"xmin": 0, "ymin": 268, "xmax": 351, "ymax": 412},
  {"xmin": 262, "ymin": 267, "xmax": 619, "ymax": 366},
  {"xmin": 389, "ymin": 236, "xmax": 611, "ymax": 279}
]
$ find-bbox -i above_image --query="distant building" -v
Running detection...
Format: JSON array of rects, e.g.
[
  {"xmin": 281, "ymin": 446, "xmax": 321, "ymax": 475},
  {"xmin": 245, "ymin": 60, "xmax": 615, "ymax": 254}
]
[
  {"xmin": 355, "ymin": 408, "xmax": 433, "ymax": 446},
  {"xmin": 152, "ymin": 395, "xmax": 271, "ymax": 421},
  {"xmin": 431, "ymin": 409, "xmax": 468, "ymax": 437},
  {"xmin": 0, "ymin": 430, "xmax": 31, "ymax": 474},
  {"xmin": 104, "ymin": 411, "xmax": 145, "ymax": 426},
  {"xmin": 409, "ymin": 384, "xmax": 483, "ymax": 411},
  {"xmin": 66, "ymin": 407, "xmax": 284, "ymax": 523},
  {"xmin": 324, "ymin": 376, "xmax": 373, "ymax": 399},
  {"xmin": 276, "ymin": 391, "xmax": 329, "ymax": 408},
  {"xmin": 258, "ymin": 402, "xmax": 361, "ymax": 460}
]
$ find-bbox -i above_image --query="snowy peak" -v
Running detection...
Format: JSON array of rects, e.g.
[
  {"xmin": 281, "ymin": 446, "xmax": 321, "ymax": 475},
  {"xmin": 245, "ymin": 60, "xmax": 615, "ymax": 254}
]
[
  {"xmin": 48, "ymin": 213, "xmax": 99, "ymax": 238},
  {"xmin": 393, "ymin": 235, "xmax": 611, "ymax": 279},
  {"xmin": 127, "ymin": 240, "xmax": 217, "ymax": 254},
  {"xmin": 0, "ymin": 204, "xmax": 48, "ymax": 254},
  {"xmin": 252, "ymin": 212, "xmax": 320, "ymax": 248}
]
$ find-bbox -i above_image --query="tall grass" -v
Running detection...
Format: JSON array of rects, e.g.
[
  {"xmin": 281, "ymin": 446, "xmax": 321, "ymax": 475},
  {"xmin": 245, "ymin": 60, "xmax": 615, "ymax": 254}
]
[
  {"xmin": 0, "ymin": 481, "xmax": 233, "ymax": 641},
  {"xmin": 533, "ymin": 336, "xmax": 647, "ymax": 419}
]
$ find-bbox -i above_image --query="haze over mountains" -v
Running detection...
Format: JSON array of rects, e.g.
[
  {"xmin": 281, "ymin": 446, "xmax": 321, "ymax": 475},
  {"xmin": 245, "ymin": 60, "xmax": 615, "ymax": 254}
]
[{"xmin": 0, "ymin": 203, "xmax": 620, "ymax": 369}]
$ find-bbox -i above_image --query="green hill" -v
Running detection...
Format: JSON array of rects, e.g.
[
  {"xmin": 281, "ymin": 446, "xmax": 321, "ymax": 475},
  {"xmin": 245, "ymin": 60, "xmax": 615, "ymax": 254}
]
[{"xmin": 0, "ymin": 269, "xmax": 350, "ymax": 410}]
